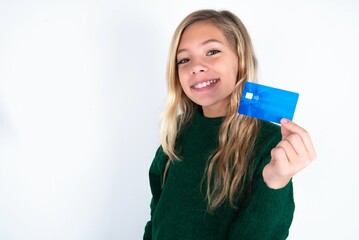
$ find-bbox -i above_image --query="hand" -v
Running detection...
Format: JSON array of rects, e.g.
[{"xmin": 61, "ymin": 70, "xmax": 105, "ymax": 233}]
[{"xmin": 262, "ymin": 118, "xmax": 316, "ymax": 189}]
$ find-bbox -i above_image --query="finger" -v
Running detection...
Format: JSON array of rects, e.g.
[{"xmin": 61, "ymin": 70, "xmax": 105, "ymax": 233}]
[
  {"xmin": 285, "ymin": 133, "xmax": 307, "ymax": 157},
  {"xmin": 280, "ymin": 118, "xmax": 292, "ymax": 139},
  {"xmin": 276, "ymin": 139, "xmax": 298, "ymax": 163},
  {"xmin": 284, "ymin": 134, "xmax": 313, "ymax": 168},
  {"xmin": 270, "ymin": 147, "xmax": 291, "ymax": 177},
  {"xmin": 280, "ymin": 118, "xmax": 316, "ymax": 160},
  {"xmin": 280, "ymin": 118, "xmax": 306, "ymax": 137}
]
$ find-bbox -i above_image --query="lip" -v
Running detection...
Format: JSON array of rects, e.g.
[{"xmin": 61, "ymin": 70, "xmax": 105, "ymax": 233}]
[{"xmin": 190, "ymin": 78, "xmax": 220, "ymax": 91}]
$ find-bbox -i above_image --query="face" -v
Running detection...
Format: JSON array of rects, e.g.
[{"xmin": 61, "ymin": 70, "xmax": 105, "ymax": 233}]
[{"xmin": 176, "ymin": 21, "xmax": 238, "ymax": 117}]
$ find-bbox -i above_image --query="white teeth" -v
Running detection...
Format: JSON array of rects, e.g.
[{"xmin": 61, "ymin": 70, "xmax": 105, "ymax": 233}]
[{"xmin": 193, "ymin": 79, "xmax": 218, "ymax": 89}]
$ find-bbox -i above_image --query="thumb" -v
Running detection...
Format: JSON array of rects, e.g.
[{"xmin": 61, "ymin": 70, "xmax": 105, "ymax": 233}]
[{"xmin": 280, "ymin": 118, "xmax": 291, "ymax": 139}]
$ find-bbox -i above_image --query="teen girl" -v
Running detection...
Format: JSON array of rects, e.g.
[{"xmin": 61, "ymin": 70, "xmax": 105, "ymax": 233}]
[{"xmin": 144, "ymin": 9, "xmax": 316, "ymax": 240}]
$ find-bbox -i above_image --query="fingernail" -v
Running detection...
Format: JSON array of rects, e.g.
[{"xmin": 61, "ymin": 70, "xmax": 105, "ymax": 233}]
[{"xmin": 281, "ymin": 118, "xmax": 289, "ymax": 124}]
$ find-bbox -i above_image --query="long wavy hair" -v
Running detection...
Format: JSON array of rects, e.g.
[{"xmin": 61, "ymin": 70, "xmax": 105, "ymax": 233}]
[{"xmin": 160, "ymin": 9, "xmax": 259, "ymax": 211}]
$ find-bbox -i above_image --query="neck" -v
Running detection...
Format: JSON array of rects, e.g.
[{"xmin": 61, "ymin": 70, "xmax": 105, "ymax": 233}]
[{"xmin": 202, "ymin": 103, "xmax": 228, "ymax": 118}]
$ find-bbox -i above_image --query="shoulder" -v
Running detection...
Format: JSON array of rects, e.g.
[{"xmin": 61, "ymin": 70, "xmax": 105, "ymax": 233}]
[{"xmin": 149, "ymin": 145, "xmax": 168, "ymax": 175}]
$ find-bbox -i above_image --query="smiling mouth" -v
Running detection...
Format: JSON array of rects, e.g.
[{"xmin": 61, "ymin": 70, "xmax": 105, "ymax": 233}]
[{"xmin": 192, "ymin": 79, "xmax": 219, "ymax": 89}]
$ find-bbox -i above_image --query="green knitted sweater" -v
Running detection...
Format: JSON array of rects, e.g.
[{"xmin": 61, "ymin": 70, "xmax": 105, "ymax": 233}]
[{"xmin": 144, "ymin": 110, "xmax": 295, "ymax": 240}]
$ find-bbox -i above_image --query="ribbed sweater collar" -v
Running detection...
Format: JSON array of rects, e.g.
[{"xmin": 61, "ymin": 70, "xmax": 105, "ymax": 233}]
[{"xmin": 192, "ymin": 107, "xmax": 224, "ymax": 128}]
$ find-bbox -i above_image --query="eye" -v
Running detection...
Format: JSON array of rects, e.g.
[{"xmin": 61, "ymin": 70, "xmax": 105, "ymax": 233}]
[
  {"xmin": 207, "ymin": 50, "xmax": 220, "ymax": 56},
  {"xmin": 177, "ymin": 58, "xmax": 189, "ymax": 65}
]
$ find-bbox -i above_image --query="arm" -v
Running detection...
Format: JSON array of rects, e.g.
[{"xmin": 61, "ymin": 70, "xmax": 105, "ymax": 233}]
[
  {"xmin": 228, "ymin": 119, "xmax": 316, "ymax": 239},
  {"xmin": 228, "ymin": 163, "xmax": 295, "ymax": 240},
  {"xmin": 143, "ymin": 146, "xmax": 167, "ymax": 240}
]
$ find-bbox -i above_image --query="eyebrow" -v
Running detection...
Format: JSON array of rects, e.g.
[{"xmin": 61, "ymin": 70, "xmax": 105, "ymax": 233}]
[{"xmin": 177, "ymin": 39, "xmax": 224, "ymax": 55}]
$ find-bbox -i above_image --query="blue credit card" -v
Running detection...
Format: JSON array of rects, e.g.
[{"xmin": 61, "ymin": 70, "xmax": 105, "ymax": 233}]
[{"xmin": 238, "ymin": 82, "xmax": 299, "ymax": 124}]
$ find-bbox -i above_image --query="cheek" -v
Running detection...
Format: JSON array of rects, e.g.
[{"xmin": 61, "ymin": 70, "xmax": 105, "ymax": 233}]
[
  {"xmin": 178, "ymin": 79, "xmax": 186, "ymax": 91},
  {"xmin": 228, "ymin": 60, "xmax": 238, "ymax": 84},
  {"xmin": 177, "ymin": 76, "xmax": 189, "ymax": 97},
  {"xmin": 178, "ymin": 70, "xmax": 188, "ymax": 88},
  {"xmin": 219, "ymin": 62, "xmax": 238, "ymax": 85}
]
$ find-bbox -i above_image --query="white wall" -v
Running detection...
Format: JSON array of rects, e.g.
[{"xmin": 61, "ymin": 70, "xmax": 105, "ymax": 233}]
[{"xmin": 0, "ymin": 0, "xmax": 358, "ymax": 239}]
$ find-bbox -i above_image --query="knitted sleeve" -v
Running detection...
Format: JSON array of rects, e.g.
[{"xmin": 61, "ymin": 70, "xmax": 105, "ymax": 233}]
[
  {"xmin": 227, "ymin": 176, "xmax": 295, "ymax": 239},
  {"xmin": 143, "ymin": 146, "xmax": 168, "ymax": 240},
  {"xmin": 227, "ymin": 121, "xmax": 295, "ymax": 240}
]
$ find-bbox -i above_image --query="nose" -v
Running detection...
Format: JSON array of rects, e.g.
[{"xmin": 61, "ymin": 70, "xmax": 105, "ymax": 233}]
[{"xmin": 191, "ymin": 61, "xmax": 208, "ymax": 75}]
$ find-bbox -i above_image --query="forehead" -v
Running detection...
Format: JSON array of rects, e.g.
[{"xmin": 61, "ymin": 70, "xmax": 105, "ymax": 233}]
[{"xmin": 178, "ymin": 21, "xmax": 227, "ymax": 47}]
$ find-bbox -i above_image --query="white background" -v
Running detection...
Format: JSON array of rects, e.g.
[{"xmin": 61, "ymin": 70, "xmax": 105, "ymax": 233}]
[{"xmin": 0, "ymin": 0, "xmax": 358, "ymax": 239}]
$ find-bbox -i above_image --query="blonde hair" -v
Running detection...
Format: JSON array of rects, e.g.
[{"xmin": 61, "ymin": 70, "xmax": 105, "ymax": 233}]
[{"xmin": 161, "ymin": 9, "xmax": 259, "ymax": 211}]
